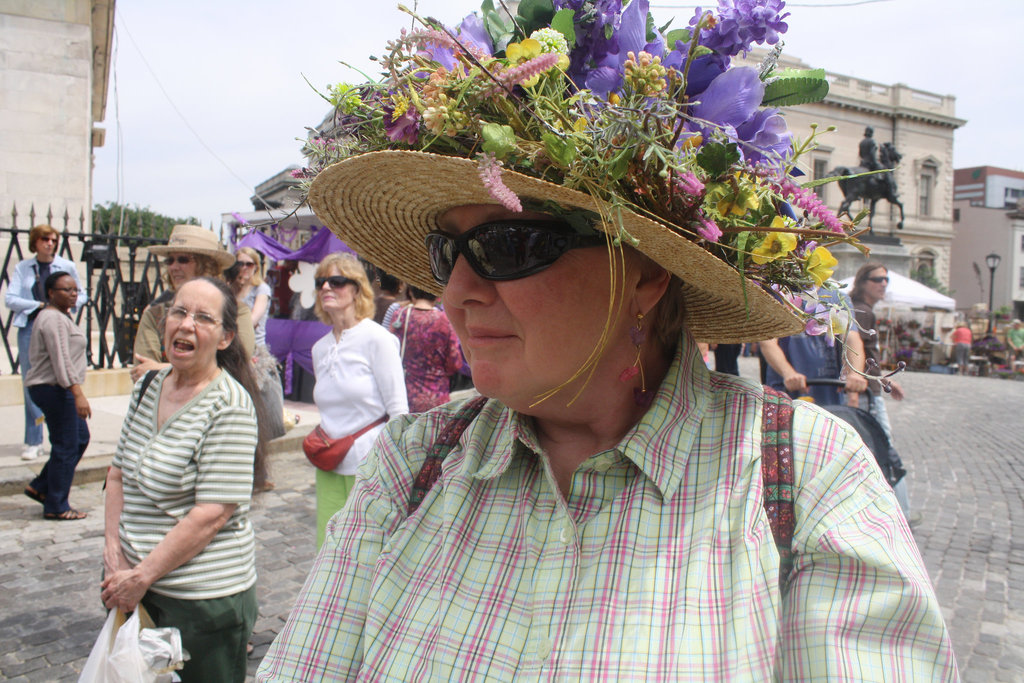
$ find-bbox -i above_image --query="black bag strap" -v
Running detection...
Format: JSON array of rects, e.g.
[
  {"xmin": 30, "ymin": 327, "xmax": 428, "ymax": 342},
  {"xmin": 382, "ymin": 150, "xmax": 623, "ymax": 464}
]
[
  {"xmin": 134, "ymin": 369, "xmax": 159, "ymax": 412},
  {"xmin": 408, "ymin": 387, "xmax": 798, "ymax": 589}
]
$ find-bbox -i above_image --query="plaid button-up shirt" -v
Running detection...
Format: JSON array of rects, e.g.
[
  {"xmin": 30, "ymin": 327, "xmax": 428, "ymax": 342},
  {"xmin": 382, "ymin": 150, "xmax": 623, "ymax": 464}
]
[{"xmin": 259, "ymin": 336, "xmax": 957, "ymax": 682}]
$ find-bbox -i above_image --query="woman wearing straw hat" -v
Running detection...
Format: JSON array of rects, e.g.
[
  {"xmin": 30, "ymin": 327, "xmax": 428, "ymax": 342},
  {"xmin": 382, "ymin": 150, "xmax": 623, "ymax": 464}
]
[
  {"xmin": 132, "ymin": 224, "xmax": 256, "ymax": 382},
  {"xmin": 257, "ymin": 2, "xmax": 956, "ymax": 679}
]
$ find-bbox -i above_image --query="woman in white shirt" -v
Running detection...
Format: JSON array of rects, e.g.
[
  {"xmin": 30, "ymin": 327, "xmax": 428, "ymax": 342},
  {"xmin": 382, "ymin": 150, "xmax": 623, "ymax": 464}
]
[{"xmin": 310, "ymin": 253, "xmax": 408, "ymax": 547}]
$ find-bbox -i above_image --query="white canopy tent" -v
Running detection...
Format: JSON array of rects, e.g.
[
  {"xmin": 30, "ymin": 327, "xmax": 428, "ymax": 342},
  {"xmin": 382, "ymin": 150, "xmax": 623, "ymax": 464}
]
[{"xmin": 838, "ymin": 270, "xmax": 956, "ymax": 310}]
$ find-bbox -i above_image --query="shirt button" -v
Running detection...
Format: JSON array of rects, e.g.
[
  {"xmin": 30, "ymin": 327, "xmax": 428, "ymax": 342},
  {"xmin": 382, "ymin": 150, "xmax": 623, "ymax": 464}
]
[
  {"xmin": 382, "ymin": 542, "xmax": 392, "ymax": 554},
  {"xmin": 559, "ymin": 526, "xmax": 572, "ymax": 544},
  {"xmin": 537, "ymin": 636, "xmax": 553, "ymax": 660}
]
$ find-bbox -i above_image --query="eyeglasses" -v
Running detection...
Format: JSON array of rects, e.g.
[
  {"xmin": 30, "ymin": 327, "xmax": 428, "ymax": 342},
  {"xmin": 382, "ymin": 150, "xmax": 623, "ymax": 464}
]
[
  {"xmin": 163, "ymin": 255, "xmax": 194, "ymax": 266},
  {"xmin": 424, "ymin": 220, "xmax": 605, "ymax": 285},
  {"xmin": 866, "ymin": 276, "xmax": 890, "ymax": 284},
  {"xmin": 166, "ymin": 305, "xmax": 221, "ymax": 328},
  {"xmin": 52, "ymin": 287, "xmax": 79, "ymax": 293},
  {"xmin": 39, "ymin": 237, "xmax": 59, "ymax": 244},
  {"xmin": 237, "ymin": 261, "xmax": 256, "ymax": 269},
  {"xmin": 315, "ymin": 276, "xmax": 357, "ymax": 290}
]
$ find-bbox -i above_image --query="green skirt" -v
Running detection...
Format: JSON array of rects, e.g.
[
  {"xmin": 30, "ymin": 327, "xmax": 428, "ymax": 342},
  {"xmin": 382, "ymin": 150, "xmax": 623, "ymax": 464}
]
[{"xmin": 315, "ymin": 468, "xmax": 356, "ymax": 549}]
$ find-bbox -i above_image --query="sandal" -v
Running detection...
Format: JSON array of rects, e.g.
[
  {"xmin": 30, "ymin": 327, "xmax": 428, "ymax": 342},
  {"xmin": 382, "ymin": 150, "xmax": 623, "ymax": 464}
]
[
  {"xmin": 43, "ymin": 509, "xmax": 87, "ymax": 521},
  {"xmin": 24, "ymin": 486, "xmax": 44, "ymax": 505}
]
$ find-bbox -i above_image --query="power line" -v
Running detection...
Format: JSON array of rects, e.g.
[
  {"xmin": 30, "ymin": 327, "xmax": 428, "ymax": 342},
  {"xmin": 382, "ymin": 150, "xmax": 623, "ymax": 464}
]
[{"xmin": 113, "ymin": 8, "xmax": 275, "ymax": 222}]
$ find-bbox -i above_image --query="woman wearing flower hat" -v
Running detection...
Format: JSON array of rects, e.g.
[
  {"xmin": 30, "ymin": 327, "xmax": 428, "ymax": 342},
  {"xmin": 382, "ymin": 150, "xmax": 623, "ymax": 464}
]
[
  {"xmin": 132, "ymin": 224, "xmax": 256, "ymax": 382},
  {"xmin": 258, "ymin": 1, "xmax": 956, "ymax": 679}
]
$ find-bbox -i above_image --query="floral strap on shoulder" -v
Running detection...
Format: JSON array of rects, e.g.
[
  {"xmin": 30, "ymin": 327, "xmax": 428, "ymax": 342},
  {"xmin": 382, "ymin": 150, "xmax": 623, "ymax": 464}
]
[
  {"xmin": 761, "ymin": 385, "xmax": 796, "ymax": 592},
  {"xmin": 408, "ymin": 396, "xmax": 489, "ymax": 514}
]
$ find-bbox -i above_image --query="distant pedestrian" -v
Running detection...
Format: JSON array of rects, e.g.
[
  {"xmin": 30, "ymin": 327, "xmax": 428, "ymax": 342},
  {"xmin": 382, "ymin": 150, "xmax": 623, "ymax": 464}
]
[
  {"xmin": 389, "ymin": 285, "xmax": 463, "ymax": 411},
  {"xmin": 951, "ymin": 321, "xmax": 972, "ymax": 375},
  {"xmin": 4, "ymin": 224, "xmax": 86, "ymax": 461},
  {"xmin": 1006, "ymin": 319, "xmax": 1024, "ymax": 361},
  {"xmin": 712, "ymin": 343, "xmax": 742, "ymax": 376},
  {"xmin": 23, "ymin": 272, "xmax": 91, "ymax": 520},
  {"xmin": 850, "ymin": 262, "xmax": 912, "ymax": 520}
]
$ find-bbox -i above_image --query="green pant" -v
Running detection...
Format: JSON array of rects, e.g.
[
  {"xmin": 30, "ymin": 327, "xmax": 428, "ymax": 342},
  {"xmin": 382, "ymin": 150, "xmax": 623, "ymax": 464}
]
[
  {"xmin": 316, "ymin": 468, "xmax": 355, "ymax": 549},
  {"xmin": 141, "ymin": 586, "xmax": 257, "ymax": 683}
]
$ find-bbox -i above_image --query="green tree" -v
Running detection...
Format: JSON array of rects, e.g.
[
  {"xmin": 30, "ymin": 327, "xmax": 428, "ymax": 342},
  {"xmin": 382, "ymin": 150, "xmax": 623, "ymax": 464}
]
[
  {"xmin": 92, "ymin": 202, "xmax": 202, "ymax": 239},
  {"xmin": 910, "ymin": 264, "xmax": 954, "ymax": 296}
]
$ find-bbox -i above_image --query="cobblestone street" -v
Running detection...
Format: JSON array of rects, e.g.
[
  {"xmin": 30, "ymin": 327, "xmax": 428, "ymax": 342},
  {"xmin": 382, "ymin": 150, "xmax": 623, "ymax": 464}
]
[{"xmin": 0, "ymin": 365, "xmax": 1021, "ymax": 680}]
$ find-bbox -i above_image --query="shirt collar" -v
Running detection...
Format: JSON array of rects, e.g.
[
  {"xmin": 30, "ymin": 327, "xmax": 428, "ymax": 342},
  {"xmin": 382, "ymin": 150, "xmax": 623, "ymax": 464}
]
[{"xmin": 468, "ymin": 333, "xmax": 710, "ymax": 500}]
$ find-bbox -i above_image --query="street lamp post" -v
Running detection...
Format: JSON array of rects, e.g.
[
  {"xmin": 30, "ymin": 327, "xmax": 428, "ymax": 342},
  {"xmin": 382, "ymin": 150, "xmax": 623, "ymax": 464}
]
[{"xmin": 986, "ymin": 252, "xmax": 1001, "ymax": 334}]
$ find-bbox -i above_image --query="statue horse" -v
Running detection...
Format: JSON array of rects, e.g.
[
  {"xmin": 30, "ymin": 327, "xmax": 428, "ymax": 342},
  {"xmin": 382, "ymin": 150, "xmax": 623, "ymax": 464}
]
[{"xmin": 833, "ymin": 141, "xmax": 904, "ymax": 229}]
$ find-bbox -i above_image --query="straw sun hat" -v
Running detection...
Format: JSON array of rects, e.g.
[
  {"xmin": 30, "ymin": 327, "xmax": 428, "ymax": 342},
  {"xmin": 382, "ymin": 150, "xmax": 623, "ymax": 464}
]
[
  {"xmin": 148, "ymin": 224, "xmax": 236, "ymax": 270},
  {"xmin": 309, "ymin": 150, "xmax": 804, "ymax": 344}
]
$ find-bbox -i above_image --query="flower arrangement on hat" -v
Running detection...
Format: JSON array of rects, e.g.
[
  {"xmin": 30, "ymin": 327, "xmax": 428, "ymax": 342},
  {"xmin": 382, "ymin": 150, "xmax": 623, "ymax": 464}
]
[{"xmin": 295, "ymin": 0, "xmax": 866, "ymax": 341}]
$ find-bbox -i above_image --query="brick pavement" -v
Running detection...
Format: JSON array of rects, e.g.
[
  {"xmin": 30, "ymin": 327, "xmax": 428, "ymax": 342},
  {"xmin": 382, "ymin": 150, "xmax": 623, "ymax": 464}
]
[{"xmin": 0, "ymin": 364, "xmax": 1021, "ymax": 680}]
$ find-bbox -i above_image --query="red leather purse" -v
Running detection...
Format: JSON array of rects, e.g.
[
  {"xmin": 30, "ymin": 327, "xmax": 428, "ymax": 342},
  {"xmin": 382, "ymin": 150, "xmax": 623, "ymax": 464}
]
[{"xmin": 302, "ymin": 417, "xmax": 387, "ymax": 471}]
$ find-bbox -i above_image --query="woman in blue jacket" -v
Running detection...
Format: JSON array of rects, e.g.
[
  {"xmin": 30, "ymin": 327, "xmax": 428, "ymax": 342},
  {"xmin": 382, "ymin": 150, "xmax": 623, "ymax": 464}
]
[{"xmin": 4, "ymin": 224, "xmax": 86, "ymax": 460}]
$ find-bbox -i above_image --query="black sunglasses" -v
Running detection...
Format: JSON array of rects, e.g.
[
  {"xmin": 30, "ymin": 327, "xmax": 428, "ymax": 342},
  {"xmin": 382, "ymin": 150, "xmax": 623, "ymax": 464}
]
[
  {"xmin": 866, "ymin": 276, "xmax": 889, "ymax": 283},
  {"xmin": 163, "ymin": 255, "xmax": 194, "ymax": 266},
  {"xmin": 315, "ymin": 276, "xmax": 357, "ymax": 290},
  {"xmin": 424, "ymin": 220, "xmax": 605, "ymax": 285}
]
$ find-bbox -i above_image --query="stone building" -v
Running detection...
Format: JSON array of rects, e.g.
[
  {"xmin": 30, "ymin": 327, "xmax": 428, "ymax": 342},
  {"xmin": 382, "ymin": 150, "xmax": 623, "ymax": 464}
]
[
  {"xmin": 0, "ymin": 0, "xmax": 114, "ymax": 226},
  {"xmin": 742, "ymin": 50, "xmax": 965, "ymax": 284}
]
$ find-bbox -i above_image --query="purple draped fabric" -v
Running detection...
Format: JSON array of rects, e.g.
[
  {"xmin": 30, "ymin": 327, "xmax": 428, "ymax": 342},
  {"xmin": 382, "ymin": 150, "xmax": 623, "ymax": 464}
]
[
  {"xmin": 236, "ymin": 226, "xmax": 354, "ymax": 263},
  {"xmin": 265, "ymin": 318, "xmax": 330, "ymax": 394}
]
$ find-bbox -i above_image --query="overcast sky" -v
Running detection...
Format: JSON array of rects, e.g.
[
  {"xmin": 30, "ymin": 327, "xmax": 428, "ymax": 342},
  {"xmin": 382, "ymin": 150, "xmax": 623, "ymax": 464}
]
[{"xmin": 91, "ymin": 0, "xmax": 1024, "ymax": 229}]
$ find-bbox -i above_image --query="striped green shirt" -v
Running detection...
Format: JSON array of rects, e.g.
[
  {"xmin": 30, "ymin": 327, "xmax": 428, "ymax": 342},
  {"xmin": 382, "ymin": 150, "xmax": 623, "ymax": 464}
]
[{"xmin": 113, "ymin": 368, "xmax": 258, "ymax": 600}]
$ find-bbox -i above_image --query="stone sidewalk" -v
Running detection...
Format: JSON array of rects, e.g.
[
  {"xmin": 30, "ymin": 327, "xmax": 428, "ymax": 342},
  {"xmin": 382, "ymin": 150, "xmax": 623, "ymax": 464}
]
[{"xmin": 0, "ymin": 362, "xmax": 1021, "ymax": 680}]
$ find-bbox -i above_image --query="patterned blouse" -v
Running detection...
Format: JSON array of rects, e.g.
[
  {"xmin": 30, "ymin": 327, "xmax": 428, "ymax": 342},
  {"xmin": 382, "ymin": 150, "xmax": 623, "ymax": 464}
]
[{"xmin": 389, "ymin": 306, "xmax": 463, "ymax": 412}]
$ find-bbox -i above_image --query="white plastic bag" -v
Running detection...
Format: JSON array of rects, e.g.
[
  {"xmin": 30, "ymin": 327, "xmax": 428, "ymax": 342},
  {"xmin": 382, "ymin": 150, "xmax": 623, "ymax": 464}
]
[
  {"xmin": 79, "ymin": 606, "xmax": 186, "ymax": 683},
  {"xmin": 78, "ymin": 609, "xmax": 118, "ymax": 682}
]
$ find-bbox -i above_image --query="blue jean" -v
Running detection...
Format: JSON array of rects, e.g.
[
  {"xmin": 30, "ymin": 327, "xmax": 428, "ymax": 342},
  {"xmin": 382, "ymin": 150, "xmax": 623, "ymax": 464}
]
[
  {"xmin": 17, "ymin": 324, "xmax": 44, "ymax": 446},
  {"xmin": 866, "ymin": 393, "xmax": 911, "ymax": 518},
  {"xmin": 27, "ymin": 384, "xmax": 90, "ymax": 515}
]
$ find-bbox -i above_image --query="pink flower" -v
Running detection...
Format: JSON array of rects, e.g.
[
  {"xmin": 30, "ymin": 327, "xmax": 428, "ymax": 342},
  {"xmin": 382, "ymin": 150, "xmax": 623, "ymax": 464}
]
[
  {"xmin": 477, "ymin": 153, "xmax": 522, "ymax": 212},
  {"xmin": 696, "ymin": 215, "xmax": 722, "ymax": 243},
  {"xmin": 675, "ymin": 172, "xmax": 704, "ymax": 196},
  {"xmin": 485, "ymin": 53, "xmax": 560, "ymax": 96}
]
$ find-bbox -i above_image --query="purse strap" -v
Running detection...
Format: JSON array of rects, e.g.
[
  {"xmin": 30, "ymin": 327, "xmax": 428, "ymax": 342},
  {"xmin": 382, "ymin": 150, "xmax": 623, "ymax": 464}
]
[{"xmin": 408, "ymin": 396, "xmax": 488, "ymax": 514}]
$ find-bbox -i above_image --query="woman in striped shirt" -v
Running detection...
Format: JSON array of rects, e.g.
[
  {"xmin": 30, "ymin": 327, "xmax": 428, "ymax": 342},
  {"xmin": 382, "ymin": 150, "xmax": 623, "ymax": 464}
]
[{"xmin": 102, "ymin": 277, "xmax": 267, "ymax": 683}]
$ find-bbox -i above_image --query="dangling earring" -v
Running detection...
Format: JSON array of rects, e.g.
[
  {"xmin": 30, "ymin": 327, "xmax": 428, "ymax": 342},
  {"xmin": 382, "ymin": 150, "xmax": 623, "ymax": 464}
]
[{"xmin": 619, "ymin": 312, "xmax": 654, "ymax": 407}]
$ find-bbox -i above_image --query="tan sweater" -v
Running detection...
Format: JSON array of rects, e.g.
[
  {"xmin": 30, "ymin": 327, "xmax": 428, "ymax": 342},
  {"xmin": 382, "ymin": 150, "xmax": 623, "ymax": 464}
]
[{"xmin": 25, "ymin": 308, "xmax": 87, "ymax": 388}]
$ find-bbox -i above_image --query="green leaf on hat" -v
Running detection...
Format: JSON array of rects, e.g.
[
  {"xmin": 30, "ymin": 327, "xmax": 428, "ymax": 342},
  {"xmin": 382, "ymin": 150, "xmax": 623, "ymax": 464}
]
[
  {"xmin": 481, "ymin": 123, "xmax": 518, "ymax": 159},
  {"xmin": 696, "ymin": 143, "xmax": 741, "ymax": 177},
  {"xmin": 550, "ymin": 8, "xmax": 576, "ymax": 46},
  {"xmin": 761, "ymin": 68, "xmax": 829, "ymax": 107},
  {"xmin": 542, "ymin": 132, "xmax": 577, "ymax": 167},
  {"xmin": 664, "ymin": 28, "xmax": 691, "ymax": 49},
  {"xmin": 516, "ymin": 0, "xmax": 555, "ymax": 36}
]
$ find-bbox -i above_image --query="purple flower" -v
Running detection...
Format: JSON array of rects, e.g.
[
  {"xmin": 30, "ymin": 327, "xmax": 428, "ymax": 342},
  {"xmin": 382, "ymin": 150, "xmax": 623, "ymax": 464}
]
[
  {"xmin": 695, "ymin": 0, "xmax": 790, "ymax": 57},
  {"xmin": 383, "ymin": 100, "xmax": 420, "ymax": 144},
  {"xmin": 692, "ymin": 66, "xmax": 764, "ymax": 130},
  {"xmin": 696, "ymin": 215, "xmax": 722, "ymax": 242},
  {"xmin": 416, "ymin": 14, "xmax": 494, "ymax": 72},
  {"xmin": 735, "ymin": 108, "xmax": 792, "ymax": 164}
]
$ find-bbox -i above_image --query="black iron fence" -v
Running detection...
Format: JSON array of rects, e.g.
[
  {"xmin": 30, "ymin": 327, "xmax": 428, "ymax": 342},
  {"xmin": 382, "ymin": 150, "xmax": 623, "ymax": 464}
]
[{"xmin": 1, "ymin": 204, "xmax": 171, "ymax": 371}]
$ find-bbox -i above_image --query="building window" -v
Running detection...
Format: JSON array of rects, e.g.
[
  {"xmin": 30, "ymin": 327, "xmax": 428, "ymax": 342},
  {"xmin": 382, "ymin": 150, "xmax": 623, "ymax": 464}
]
[
  {"xmin": 913, "ymin": 251, "xmax": 937, "ymax": 283},
  {"xmin": 813, "ymin": 159, "xmax": 828, "ymax": 200},
  {"xmin": 953, "ymin": 208, "xmax": 960, "ymax": 222},
  {"xmin": 1020, "ymin": 267, "xmax": 1024, "ymax": 289},
  {"xmin": 918, "ymin": 172, "xmax": 933, "ymax": 216}
]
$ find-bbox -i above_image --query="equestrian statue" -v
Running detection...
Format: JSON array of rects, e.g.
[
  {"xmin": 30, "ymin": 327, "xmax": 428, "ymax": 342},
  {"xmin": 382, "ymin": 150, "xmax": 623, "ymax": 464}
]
[{"xmin": 833, "ymin": 127, "xmax": 904, "ymax": 229}]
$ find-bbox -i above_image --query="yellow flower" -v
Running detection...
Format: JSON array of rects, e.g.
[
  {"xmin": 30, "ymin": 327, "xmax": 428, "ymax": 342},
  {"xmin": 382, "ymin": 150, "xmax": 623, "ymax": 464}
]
[
  {"xmin": 805, "ymin": 246, "xmax": 838, "ymax": 286},
  {"xmin": 505, "ymin": 39, "xmax": 542, "ymax": 64},
  {"xmin": 751, "ymin": 227, "xmax": 798, "ymax": 265}
]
